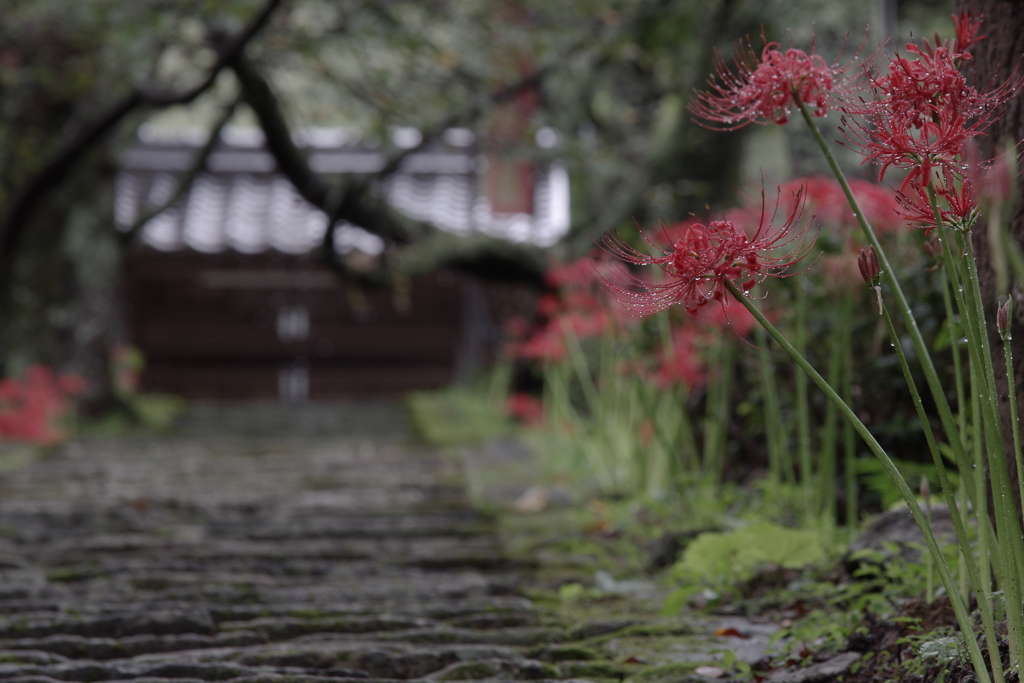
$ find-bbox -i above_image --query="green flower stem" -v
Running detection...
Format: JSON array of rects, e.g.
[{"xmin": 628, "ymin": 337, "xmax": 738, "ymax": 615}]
[
  {"xmin": 1003, "ymin": 229, "xmax": 1024, "ymax": 286},
  {"xmin": 939, "ymin": 269, "xmax": 968, "ymax": 444},
  {"xmin": 842, "ymin": 292, "xmax": 857, "ymax": 530},
  {"xmin": 795, "ymin": 281, "xmax": 814, "ymax": 519},
  {"xmin": 1003, "ymin": 332, "xmax": 1024, "ymax": 534},
  {"xmin": 755, "ymin": 325, "xmax": 792, "ymax": 487},
  {"xmin": 795, "ymin": 99, "xmax": 970, "ymax": 479},
  {"xmin": 933, "ymin": 182, "xmax": 1024, "ymax": 675},
  {"xmin": 958, "ymin": 235, "xmax": 1024, "ymax": 673},
  {"xmin": 821, "ymin": 293, "xmax": 846, "ymax": 523},
  {"xmin": 726, "ymin": 279, "xmax": 991, "ymax": 683},
  {"xmin": 562, "ymin": 320, "xmax": 601, "ymax": 416},
  {"xmin": 969, "ymin": 361, "xmax": 993, "ymax": 605},
  {"xmin": 879, "ymin": 299, "xmax": 1003, "ymax": 681}
]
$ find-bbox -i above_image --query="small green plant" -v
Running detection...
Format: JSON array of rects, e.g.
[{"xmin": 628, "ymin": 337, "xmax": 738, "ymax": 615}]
[
  {"xmin": 598, "ymin": 13, "xmax": 1024, "ymax": 682},
  {"xmin": 407, "ymin": 385, "xmax": 510, "ymax": 446},
  {"xmin": 672, "ymin": 522, "xmax": 830, "ymax": 587}
]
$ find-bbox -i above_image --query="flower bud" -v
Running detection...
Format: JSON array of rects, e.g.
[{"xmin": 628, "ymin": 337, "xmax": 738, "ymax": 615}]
[
  {"xmin": 923, "ymin": 235, "xmax": 943, "ymax": 261},
  {"xmin": 857, "ymin": 248, "xmax": 880, "ymax": 284},
  {"xmin": 998, "ymin": 297, "xmax": 1012, "ymax": 341}
]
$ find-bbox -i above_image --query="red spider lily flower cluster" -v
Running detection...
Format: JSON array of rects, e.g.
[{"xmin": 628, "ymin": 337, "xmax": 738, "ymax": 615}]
[
  {"xmin": 649, "ymin": 303, "xmax": 757, "ymax": 390},
  {"xmin": 690, "ymin": 39, "xmax": 837, "ymax": 130},
  {"xmin": 601, "ymin": 191, "xmax": 813, "ymax": 316},
  {"xmin": 0, "ymin": 365, "xmax": 86, "ymax": 445},
  {"xmin": 839, "ymin": 11, "xmax": 1021, "ymax": 192},
  {"xmin": 507, "ymin": 256, "xmax": 633, "ymax": 363}
]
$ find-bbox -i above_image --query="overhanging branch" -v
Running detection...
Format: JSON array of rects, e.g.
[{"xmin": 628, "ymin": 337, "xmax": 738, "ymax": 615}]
[
  {"xmin": 119, "ymin": 99, "xmax": 240, "ymax": 247},
  {"xmin": 0, "ymin": 0, "xmax": 283, "ymax": 266}
]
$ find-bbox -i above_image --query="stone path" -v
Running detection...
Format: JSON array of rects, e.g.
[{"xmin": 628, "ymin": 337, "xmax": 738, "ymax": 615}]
[
  {"xmin": 0, "ymin": 402, "xmax": 576, "ymax": 683},
  {"xmin": 0, "ymin": 401, "xmax": 817, "ymax": 683}
]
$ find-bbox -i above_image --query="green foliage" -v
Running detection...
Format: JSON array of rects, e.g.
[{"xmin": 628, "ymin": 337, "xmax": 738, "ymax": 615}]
[
  {"xmin": 672, "ymin": 522, "xmax": 831, "ymax": 586},
  {"xmin": 406, "ymin": 387, "xmax": 509, "ymax": 447}
]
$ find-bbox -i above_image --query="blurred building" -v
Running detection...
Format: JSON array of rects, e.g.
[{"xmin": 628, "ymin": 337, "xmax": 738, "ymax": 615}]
[{"xmin": 115, "ymin": 126, "xmax": 568, "ymax": 400}]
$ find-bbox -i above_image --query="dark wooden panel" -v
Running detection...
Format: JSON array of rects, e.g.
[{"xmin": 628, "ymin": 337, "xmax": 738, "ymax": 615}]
[
  {"xmin": 143, "ymin": 362, "xmax": 453, "ymax": 399},
  {"xmin": 135, "ymin": 322, "xmax": 460, "ymax": 361},
  {"xmin": 125, "ymin": 251, "xmax": 466, "ymax": 399}
]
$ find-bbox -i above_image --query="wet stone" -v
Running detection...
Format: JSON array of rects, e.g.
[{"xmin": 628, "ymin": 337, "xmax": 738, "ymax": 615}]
[{"xmin": 0, "ymin": 403, "xmax": 585, "ymax": 683}]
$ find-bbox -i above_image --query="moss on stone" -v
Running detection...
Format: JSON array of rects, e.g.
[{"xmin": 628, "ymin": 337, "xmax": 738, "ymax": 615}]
[{"xmin": 625, "ymin": 662, "xmax": 703, "ymax": 683}]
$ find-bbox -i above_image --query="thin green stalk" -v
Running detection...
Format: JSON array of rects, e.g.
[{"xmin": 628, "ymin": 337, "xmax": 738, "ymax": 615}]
[
  {"xmin": 930, "ymin": 188, "xmax": 1024, "ymax": 675},
  {"xmin": 958, "ymin": 235, "xmax": 1024, "ymax": 673},
  {"xmin": 842, "ymin": 293, "xmax": 857, "ymax": 530},
  {"xmin": 703, "ymin": 339, "xmax": 733, "ymax": 487},
  {"xmin": 821, "ymin": 297, "xmax": 844, "ymax": 524},
  {"xmin": 925, "ymin": 481, "xmax": 934, "ymax": 604},
  {"xmin": 880, "ymin": 300, "xmax": 1002, "ymax": 680},
  {"xmin": 756, "ymin": 325, "xmax": 792, "ymax": 487},
  {"xmin": 726, "ymin": 279, "xmax": 992, "ymax": 683},
  {"xmin": 655, "ymin": 314, "xmax": 700, "ymax": 473},
  {"xmin": 794, "ymin": 280, "xmax": 814, "ymax": 520},
  {"xmin": 1002, "ymin": 323, "xmax": 1024, "ymax": 531},
  {"xmin": 937, "ymin": 197, "xmax": 1024, "ymax": 672},
  {"xmin": 546, "ymin": 361, "xmax": 615, "ymax": 491},
  {"xmin": 1004, "ymin": 229, "xmax": 1024, "ymax": 287},
  {"xmin": 796, "ymin": 99, "xmax": 971, "ymax": 481},
  {"xmin": 939, "ymin": 268, "xmax": 968, "ymax": 442},
  {"xmin": 971, "ymin": 361, "xmax": 993, "ymax": 606}
]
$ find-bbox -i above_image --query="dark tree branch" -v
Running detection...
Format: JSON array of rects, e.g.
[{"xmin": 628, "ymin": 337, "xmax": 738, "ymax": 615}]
[
  {"xmin": 118, "ymin": 99, "xmax": 240, "ymax": 247},
  {"xmin": 228, "ymin": 54, "xmax": 328, "ymax": 208},
  {"xmin": 230, "ymin": 53, "xmax": 419, "ymax": 245},
  {"xmin": 0, "ymin": 0, "xmax": 283, "ymax": 266}
]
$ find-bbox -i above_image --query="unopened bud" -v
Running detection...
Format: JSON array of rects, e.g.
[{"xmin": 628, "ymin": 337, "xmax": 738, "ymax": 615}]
[
  {"xmin": 923, "ymin": 235, "xmax": 943, "ymax": 260},
  {"xmin": 998, "ymin": 298, "xmax": 1012, "ymax": 341},
  {"xmin": 858, "ymin": 248, "xmax": 880, "ymax": 284}
]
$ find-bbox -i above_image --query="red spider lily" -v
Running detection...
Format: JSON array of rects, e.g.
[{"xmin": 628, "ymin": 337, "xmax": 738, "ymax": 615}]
[
  {"xmin": 601, "ymin": 190, "xmax": 814, "ymax": 316},
  {"xmin": 951, "ymin": 10, "xmax": 985, "ymax": 58},
  {"xmin": 839, "ymin": 12, "xmax": 1021, "ymax": 187},
  {"xmin": 690, "ymin": 39, "xmax": 838, "ymax": 130},
  {"xmin": 510, "ymin": 255, "xmax": 637, "ymax": 362},
  {"xmin": 0, "ymin": 365, "xmax": 85, "ymax": 445},
  {"xmin": 894, "ymin": 169, "xmax": 978, "ymax": 234}
]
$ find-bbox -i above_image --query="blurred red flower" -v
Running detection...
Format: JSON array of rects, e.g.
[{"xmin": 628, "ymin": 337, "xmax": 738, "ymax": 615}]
[{"xmin": 0, "ymin": 365, "xmax": 85, "ymax": 445}]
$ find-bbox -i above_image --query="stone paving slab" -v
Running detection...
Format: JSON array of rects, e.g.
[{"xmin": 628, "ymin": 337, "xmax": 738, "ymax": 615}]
[
  {"xmin": 0, "ymin": 401, "xmax": 812, "ymax": 683},
  {"xmin": 0, "ymin": 403, "xmax": 569, "ymax": 683}
]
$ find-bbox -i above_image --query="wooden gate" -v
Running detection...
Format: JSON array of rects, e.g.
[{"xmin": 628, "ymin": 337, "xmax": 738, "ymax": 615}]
[{"xmin": 125, "ymin": 250, "xmax": 464, "ymax": 399}]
